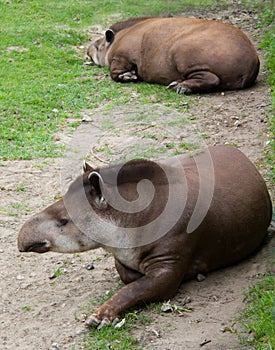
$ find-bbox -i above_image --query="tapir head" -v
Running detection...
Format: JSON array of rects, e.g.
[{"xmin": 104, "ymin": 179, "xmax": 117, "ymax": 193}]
[
  {"xmin": 86, "ymin": 29, "xmax": 115, "ymax": 67},
  {"xmin": 18, "ymin": 163, "xmax": 109, "ymax": 254},
  {"xmin": 18, "ymin": 159, "xmax": 170, "ymax": 253}
]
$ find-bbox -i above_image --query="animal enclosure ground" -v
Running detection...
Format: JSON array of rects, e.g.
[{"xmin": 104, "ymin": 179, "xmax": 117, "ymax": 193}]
[{"xmin": 0, "ymin": 4, "xmax": 274, "ymax": 350}]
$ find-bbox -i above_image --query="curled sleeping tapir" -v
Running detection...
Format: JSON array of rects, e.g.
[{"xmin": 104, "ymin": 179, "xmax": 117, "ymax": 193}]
[
  {"xmin": 86, "ymin": 17, "xmax": 260, "ymax": 94},
  {"xmin": 18, "ymin": 146, "xmax": 272, "ymax": 328}
]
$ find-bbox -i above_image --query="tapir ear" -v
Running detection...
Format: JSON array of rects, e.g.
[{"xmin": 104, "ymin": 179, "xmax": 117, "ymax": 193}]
[
  {"xmin": 83, "ymin": 161, "xmax": 94, "ymax": 173},
  {"xmin": 105, "ymin": 29, "xmax": 115, "ymax": 44},
  {"xmin": 88, "ymin": 171, "xmax": 107, "ymax": 209}
]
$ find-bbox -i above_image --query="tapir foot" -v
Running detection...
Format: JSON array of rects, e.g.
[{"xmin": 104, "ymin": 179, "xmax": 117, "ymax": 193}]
[
  {"xmin": 85, "ymin": 315, "xmax": 114, "ymax": 329},
  {"xmin": 167, "ymin": 81, "xmax": 191, "ymax": 94},
  {"xmin": 85, "ymin": 306, "xmax": 120, "ymax": 329},
  {"xmin": 86, "ymin": 314, "xmax": 121, "ymax": 329},
  {"xmin": 118, "ymin": 70, "xmax": 138, "ymax": 82}
]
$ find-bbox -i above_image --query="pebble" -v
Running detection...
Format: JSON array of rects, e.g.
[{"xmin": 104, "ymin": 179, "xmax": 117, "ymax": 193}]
[
  {"xmin": 49, "ymin": 343, "xmax": 59, "ymax": 350},
  {"xmin": 16, "ymin": 275, "xmax": 25, "ymax": 280},
  {"xmin": 114, "ymin": 318, "xmax": 126, "ymax": 329},
  {"xmin": 82, "ymin": 115, "xmax": 93, "ymax": 122},
  {"xmin": 234, "ymin": 120, "xmax": 241, "ymax": 127},
  {"xmin": 161, "ymin": 302, "xmax": 173, "ymax": 313},
  {"xmin": 196, "ymin": 273, "xmax": 206, "ymax": 282},
  {"xmin": 182, "ymin": 296, "xmax": 192, "ymax": 305},
  {"xmin": 85, "ymin": 263, "xmax": 94, "ymax": 270}
]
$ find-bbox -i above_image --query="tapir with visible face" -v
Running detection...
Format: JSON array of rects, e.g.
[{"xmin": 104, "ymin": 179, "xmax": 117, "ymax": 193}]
[
  {"xmin": 87, "ymin": 17, "xmax": 260, "ymax": 94},
  {"xmin": 18, "ymin": 146, "xmax": 272, "ymax": 328}
]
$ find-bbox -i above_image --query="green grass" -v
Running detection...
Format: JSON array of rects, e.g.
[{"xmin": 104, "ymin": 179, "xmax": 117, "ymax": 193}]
[
  {"xmin": 242, "ymin": 1, "xmax": 275, "ymax": 184},
  {"xmin": 238, "ymin": 276, "xmax": 275, "ymax": 349},
  {"xmin": 238, "ymin": 4, "xmax": 274, "ymax": 350},
  {"xmin": 83, "ymin": 290, "xmax": 153, "ymax": 350},
  {"xmin": 84, "ymin": 312, "xmax": 147, "ymax": 350},
  {"xmin": 0, "ymin": 0, "xmax": 215, "ymax": 160},
  {"xmin": 259, "ymin": 15, "xmax": 275, "ymax": 184},
  {"xmin": 22, "ymin": 305, "xmax": 32, "ymax": 312}
]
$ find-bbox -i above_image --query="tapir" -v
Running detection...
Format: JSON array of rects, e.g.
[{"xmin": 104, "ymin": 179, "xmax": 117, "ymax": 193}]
[
  {"xmin": 86, "ymin": 17, "xmax": 260, "ymax": 94},
  {"xmin": 18, "ymin": 146, "xmax": 272, "ymax": 328}
]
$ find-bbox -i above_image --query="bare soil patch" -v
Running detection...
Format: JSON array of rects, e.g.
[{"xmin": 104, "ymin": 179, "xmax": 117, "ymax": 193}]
[{"xmin": 0, "ymin": 4, "xmax": 274, "ymax": 350}]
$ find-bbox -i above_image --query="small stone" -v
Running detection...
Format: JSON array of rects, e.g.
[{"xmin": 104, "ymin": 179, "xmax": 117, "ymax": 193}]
[
  {"xmin": 200, "ymin": 339, "xmax": 211, "ymax": 347},
  {"xmin": 16, "ymin": 275, "xmax": 25, "ymax": 280},
  {"xmin": 84, "ymin": 61, "xmax": 94, "ymax": 66},
  {"xmin": 79, "ymin": 313, "xmax": 87, "ymax": 322},
  {"xmin": 75, "ymin": 276, "xmax": 83, "ymax": 283},
  {"xmin": 151, "ymin": 329, "xmax": 161, "ymax": 338},
  {"xmin": 85, "ymin": 263, "xmax": 94, "ymax": 270},
  {"xmin": 196, "ymin": 273, "xmax": 206, "ymax": 282},
  {"xmin": 49, "ymin": 343, "xmax": 59, "ymax": 349},
  {"xmin": 114, "ymin": 318, "xmax": 126, "ymax": 329},
  {"xmin": 82, "ymin": 115, "xmax": 92, "ymax": 122},
  {"xmin": 161, "ymin": 301, "xmax": 173, "ymax": 312},
  {"xmin": 182, "ymin": 296, "xmax": 192, "ymax": 305}
]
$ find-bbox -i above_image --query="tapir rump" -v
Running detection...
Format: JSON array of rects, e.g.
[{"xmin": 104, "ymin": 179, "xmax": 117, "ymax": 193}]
[
  {"xmin": 87, "ymin": 17, "xmax": 260, "ymax": 94},
  {"xmin": 18, "ymin": 146, "xmax": 272, "ymax": 328}
]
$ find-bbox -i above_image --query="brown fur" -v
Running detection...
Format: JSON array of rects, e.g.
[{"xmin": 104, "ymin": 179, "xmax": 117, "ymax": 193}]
[{"xmin": 109, "ymin": 16, "xmax": 154, "ymax": 33}]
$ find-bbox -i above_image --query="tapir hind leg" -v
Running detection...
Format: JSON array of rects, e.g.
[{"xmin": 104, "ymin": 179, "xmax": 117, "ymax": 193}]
[
  {"xmin": 168, "ymin": 70, "xmax": 220, "ymax": 94},
  {"xmin": 85, "ymin": 267, "xmax": 183, "ymax": 328}
]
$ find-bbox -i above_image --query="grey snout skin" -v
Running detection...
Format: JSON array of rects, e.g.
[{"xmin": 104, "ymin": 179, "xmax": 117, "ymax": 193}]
[{"xmin": 17, "ymin": 222, "xmax": 51, "ymax": 253}]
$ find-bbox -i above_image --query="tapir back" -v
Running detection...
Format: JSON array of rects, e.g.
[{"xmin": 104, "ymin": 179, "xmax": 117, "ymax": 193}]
[{"xmin": 177, "ymin": 146, "xmax": 272, "ymax": 277}]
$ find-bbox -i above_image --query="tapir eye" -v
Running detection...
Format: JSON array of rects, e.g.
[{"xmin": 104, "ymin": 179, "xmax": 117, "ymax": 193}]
[{"xmin": 58, "ymin": 218, "xmax": 68, "ymax": 227}]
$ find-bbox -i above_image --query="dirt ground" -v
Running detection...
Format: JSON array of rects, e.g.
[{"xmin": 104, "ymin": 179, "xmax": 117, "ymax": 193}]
[{"xmin": 0, "ymin": 4, "xmax": 274, "ymax": 350}]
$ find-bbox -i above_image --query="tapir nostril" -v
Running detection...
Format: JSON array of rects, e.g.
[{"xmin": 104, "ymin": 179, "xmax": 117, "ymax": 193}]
[{"xmin": 23, "ymin": 241, "xmax": 50, "ymax": 253}]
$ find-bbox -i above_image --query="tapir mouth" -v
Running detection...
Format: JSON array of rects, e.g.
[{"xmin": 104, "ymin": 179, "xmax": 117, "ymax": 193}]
[{"xmin": 20, "ymin": 241, "xmax": 50, "ymax": 253}]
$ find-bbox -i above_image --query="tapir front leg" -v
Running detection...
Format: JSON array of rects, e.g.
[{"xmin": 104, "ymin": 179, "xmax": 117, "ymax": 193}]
[
  {"xmin": 85, "ymin": 267, "xmax": 183, "ymax": 328},
  {"xmin": 110, "ymin": 55, "xmax": 138, "ymax": 82},
  {"xmin": 115, "ymin": 259, "xmax": 144, "ymax": 284}
]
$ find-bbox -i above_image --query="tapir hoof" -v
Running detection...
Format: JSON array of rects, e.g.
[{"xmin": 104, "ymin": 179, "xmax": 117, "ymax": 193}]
[
  {"xmin": 85, "ymin": 314, "xmax": 101, "ymax": 327},
  {"xmin": 85, "ymin": 314, "xmax": 121, "ymax": 329},
  {"xmin": 85, "ymin": 315, "xmax": 111, "ymax": 329},
  {"xmin": 118, "ymin": 70, "xmax": 138, "ymax": 81},
  {"xmin": 167, "ymin": 81, "xmax": 191, "ymax": 94}
]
